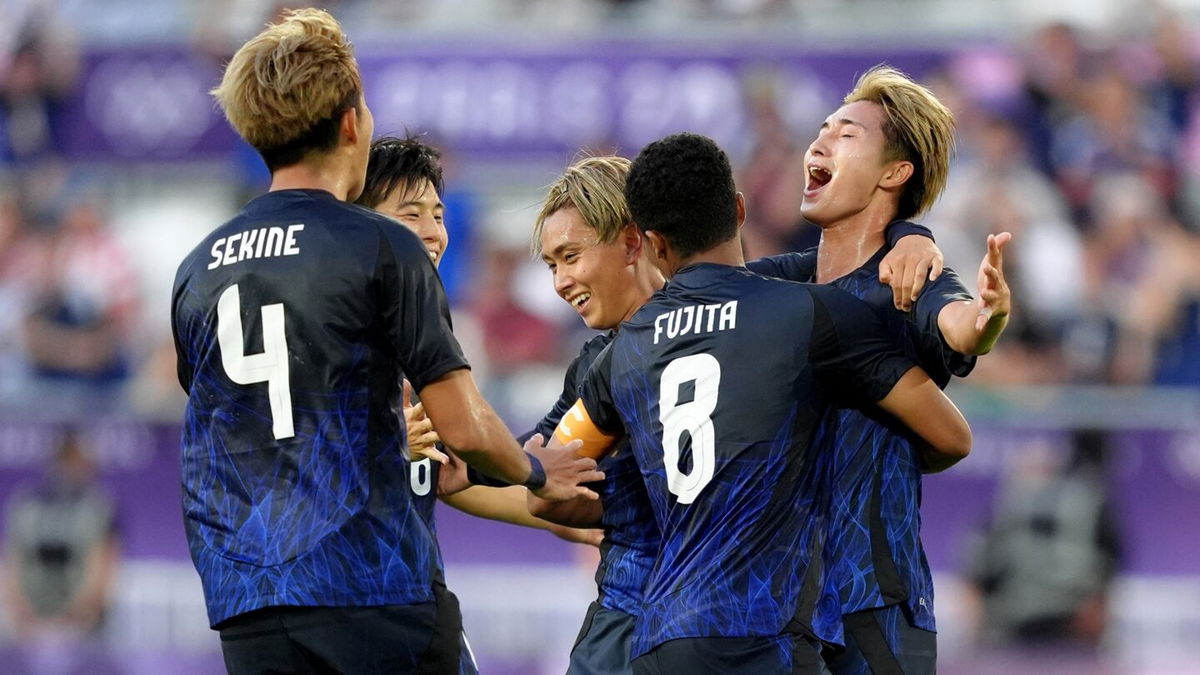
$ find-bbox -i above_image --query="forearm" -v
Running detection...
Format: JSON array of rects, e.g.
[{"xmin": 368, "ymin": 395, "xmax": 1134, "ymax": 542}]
[
  {"xmin": 420, "ymin": 370, "xmax": 534, "ymax": 486},
  {"xmin": 443, "ymin": 486, "xmax": 545, "ymax": 528},
  {"xmin": 938, "ymin": 300, "xmax": 1008, "ymax": 356},
  {"xmin": 879, "ymin": 367, "xmax": 972, "ymax": 464}
]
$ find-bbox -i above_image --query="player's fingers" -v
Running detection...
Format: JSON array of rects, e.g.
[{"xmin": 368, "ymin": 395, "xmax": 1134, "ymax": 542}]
[
  {"xmin": 401, "ymin": 379, "xmax": 414, "ymax": 408},
  {"xmin": 574, "ymin": 486, "xmax": 601, "ymax": 501},
  {"xmin": 909, "ymin": 259, "xmax": 931, "ymax": 303},
  {"xmin": 522, "ymin": 433, "xmax": 545, "ymax": 451},
  {"xmin": 878, "ymin": 258, "xmax": 894, "ymax": 284},
  {"xmin": 412, "ymin": 446, "xmax": 449, "ymax": 464},
  {"xmin": 890, "ymin": 263, "xmax": 907, "ymax": 310},
  {"xmin": 901, "ymin": 261, "xmax": 922, "ymax": 311},
  {"xmin": 930, "ymin": 254, "xmax": 944, "ymax": 281},
  {"xmin": 410, "ymin": 402, "xmax": 425, "ymax": 418},
  {"xmin": 572, "ymin": 457, "xmax": 599, "ymax": 472}
]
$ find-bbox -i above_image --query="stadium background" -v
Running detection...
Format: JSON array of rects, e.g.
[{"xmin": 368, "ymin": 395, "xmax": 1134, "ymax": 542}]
[{"xmin": 0, "ymin": 0, "xmax": 1198, "ymax": 673}]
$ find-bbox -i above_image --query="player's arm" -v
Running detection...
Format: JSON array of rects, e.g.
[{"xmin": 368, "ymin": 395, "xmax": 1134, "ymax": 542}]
[
  {"xmin": 878, "ymin": 221, "xmax": 943, "ymax": 312},
  {"xmin": 420, "ymin": 370, "xmax": 602, "ymax": 500},
  {"xmin": 441, "ymin": 486, "xmax": 603, "ymax": 546},
  {"xmin": 381, "ymin": 224, "xmax": 602, "ymax": 501},
  {"xmin": 527, "ymin": 399, "xmax": 619, "ymax": 525},
  {"xmin": 811, "ymin": 286, "xmax": 971, "ymax": 471},
  {"xmin": 876, "ymin": 368, "xmax": 972, "ymax": 472},
  {"xmin": 937, "ymin": 232, "xmax": 1012, "ymax": 356}
]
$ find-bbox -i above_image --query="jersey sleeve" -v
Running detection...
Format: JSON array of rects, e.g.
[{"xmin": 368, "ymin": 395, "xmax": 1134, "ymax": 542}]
[
  {"xmin": 377, "ymin": 225, "xmax": 469, "ymax": 392},
  {"xmin": 575, "ymin": 342, "xmax": 624, "ymax": 437},
  {"xmin": 746, "ymin": 249, "xmax": 817, "ymax": 283},
  {"xmin": 912, "ymin": 266, "xmax": 977, "ymax": 378},
  {"xmin": 808, "ymin": 285, "xmax": 915, "ymax": 404},
  {"xmin": 531, "ymin": 334, "xmax": 611, "ymax": 439}
]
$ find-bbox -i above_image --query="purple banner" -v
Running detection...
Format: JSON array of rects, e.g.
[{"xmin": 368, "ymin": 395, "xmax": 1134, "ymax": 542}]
[
  {"xmin": 0, "ymin": 419, "xmax": 1197, "ymax": 575},
  {"xmin": 51, "ymin": 44, "xmax": 946, "ymax": 162}
]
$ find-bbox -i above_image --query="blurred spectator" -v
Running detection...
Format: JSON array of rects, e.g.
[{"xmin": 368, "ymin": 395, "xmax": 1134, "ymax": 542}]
[
  {"xmin": 1049, "ymin": 62, "xmax": 1176, "ymax": 223},
  {"xmin": 3, "ymin": 429, "xmax": 120, "ymax": 674},
  {"xmin": 928, "ymin": 113, "xmax": 1084, "ymax": 384},
  {"xmin": 0, "ymin": 2, "xmax": 79, "ymax": 163},
  {"xmin": 737, "ymin": 77, "xmax": 814, "ymax": 259},
  {"xmin": 0, "ymin": 192, "xmax": 46, "ymax": 401},
  {"xmin": 1075, "ymin": 171, "xmax": 1200, "ymax": 385},
  {"xmin": 964, "ymin": 430, "xmax": 1121, "ymax": 650},
  {"xmin": 22, "ymin": 194, "xmax": 138, "ymax": 408}
]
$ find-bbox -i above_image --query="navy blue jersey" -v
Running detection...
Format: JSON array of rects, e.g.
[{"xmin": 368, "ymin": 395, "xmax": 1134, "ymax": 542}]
[
  {"xmin": 171, "ymin": 189, "xmax": 468, "ymax": 627},
  {"xmin": 533, "ymin": 332, "xmax": 660, "ymax": 617},
  {"xmin": 576, "ymin": 263, "xmax": 913, "ymax": 657},
  {"xmin": 748, "ymin": 245, "xmax": 974, "ymax": 639}
]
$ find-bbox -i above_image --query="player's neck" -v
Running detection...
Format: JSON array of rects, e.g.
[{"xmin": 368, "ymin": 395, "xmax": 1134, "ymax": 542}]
[
  {"xmin": 672, "ymin": 238, "xmax": 745, "ymax": 276},
  {"xmin": 269, "ymin": 158, "xmax": 359, "ymax": 202},
  {"xmin": 814, "ymin": 208, "xmax": 891, "ymax": 283}
]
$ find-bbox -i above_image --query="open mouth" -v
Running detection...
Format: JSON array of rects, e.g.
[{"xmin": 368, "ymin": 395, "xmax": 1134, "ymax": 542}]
[
  {"xmin": 570, "ymin": 292, "xmax": 592, "ymax": 311},
  {"xmin": 426, "ymin": 248, "xmax": 440, "ymax": 262},
  {"xmin": 806, "ymin": 165, "xmax": 832, "ymax": 193}
]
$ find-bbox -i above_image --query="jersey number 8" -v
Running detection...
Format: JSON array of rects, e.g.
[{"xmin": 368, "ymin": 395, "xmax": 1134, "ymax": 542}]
[
  {"xmin": 217, "ymin": 284, "xmax": 295, "ymax": 440},
  {"xmin": 659, "ymin": 353, "xmax": 720, "ymax": 504}
]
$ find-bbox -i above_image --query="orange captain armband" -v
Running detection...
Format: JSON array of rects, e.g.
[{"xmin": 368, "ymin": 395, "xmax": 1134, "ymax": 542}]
[{"xmin": 553, "ymin": 399, "xmax": 618, "ymax": 460}]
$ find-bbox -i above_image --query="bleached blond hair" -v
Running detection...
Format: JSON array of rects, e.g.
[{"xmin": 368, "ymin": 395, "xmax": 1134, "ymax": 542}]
[
  {"xmin": 844, "ymin": 65, "xmax": 956, "ymax": 219},
  {"xmin": 211, "ymin": 8, "xmax": 362, "ymax": 170},
  {"xmin": 533, "ymin": 156, "xmax": 632, "ymax": 257}
]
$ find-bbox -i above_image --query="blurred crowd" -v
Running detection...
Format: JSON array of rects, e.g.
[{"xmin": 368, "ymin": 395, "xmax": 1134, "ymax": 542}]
[{"xmin": 2, "ymin": 3, "xmax": 1200, "ymax": 424}]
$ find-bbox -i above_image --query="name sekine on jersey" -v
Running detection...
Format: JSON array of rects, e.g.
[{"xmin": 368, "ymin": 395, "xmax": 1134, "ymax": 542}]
[
  {"xmin": 653, "ymin": 300, "xmax": 738, "ymax": 344},
  {"xmin": 207, "ymin": 224, "xmax": 305, "ymax": 270}
]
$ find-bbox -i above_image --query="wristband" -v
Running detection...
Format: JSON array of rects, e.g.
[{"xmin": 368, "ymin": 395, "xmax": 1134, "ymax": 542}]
[
  {"xmin": 885, "ymin": 220, "xmax": 935, "ymax": 248},
  {"xmin": 521, "ymin": 451, "xmax": 547, "ymax": 491}
]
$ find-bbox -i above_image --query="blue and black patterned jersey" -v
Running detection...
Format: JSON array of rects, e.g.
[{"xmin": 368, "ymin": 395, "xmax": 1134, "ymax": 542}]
[
  {"xmin": 749, "ymin": 242, "xmax": 974, "ymax": 639},
  {"xmin": 576, "ymin": 263, "xmax": 913, "ymax": 657},
  {"xmin": 532, "ymin": 332, "xmax": 659, "ymax": 617},
  {"xmin": 171, "ymin": 189, "xmax": 468, "ymax": 627}
]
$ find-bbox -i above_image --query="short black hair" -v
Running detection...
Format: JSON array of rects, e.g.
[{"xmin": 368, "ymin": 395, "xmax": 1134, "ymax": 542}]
[
  {"xmin": 355, "ymin": 133, "xmax": 445, "ymax": 208},
  {"xmin": 624, "ymin": 132, "xmax": 738, "ymax": 259}
]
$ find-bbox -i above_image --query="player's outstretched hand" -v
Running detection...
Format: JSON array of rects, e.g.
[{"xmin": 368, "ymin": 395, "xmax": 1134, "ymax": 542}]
[
  {"xmin": 879, "ymin": 234, "xmax": 945, "ymax": 312},
  {"xmin": 974, "ymin": 232, "xmax": 1012, "ymax": 332},
  {"xmin": 402, "ymin": 379, "xmax": 448, "ymax": 464},
  {"xmin": 524, "ymin": 433, "xmax": 606, "ymax": 502}
]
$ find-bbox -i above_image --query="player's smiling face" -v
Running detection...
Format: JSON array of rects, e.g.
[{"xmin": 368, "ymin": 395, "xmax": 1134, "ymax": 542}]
[
  {"xmin": 540, "ymin": 207, "xmax": 638, "ymax": 331},
  {"xmin": 378, "ymin": 179, "xmax": 447, "ymax": 266},
  {"xmin": 801, "ymin": 100, "xmax": 894, "ymax": 227}
]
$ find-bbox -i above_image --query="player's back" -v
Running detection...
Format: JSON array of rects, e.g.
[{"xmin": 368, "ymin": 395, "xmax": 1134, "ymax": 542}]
[
  {"xmin": 586, "ymin": 262, "xmax": 910, "ymax": 657},
  {"xmin": 172, "ymin": 188, "xmax": 465, "ymax": 627}
]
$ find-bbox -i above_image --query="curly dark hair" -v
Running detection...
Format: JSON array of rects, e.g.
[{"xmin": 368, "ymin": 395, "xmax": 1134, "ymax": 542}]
[
  {"xmin": 624, "ymin": 132, "xmax": 738, "ymax": 260},
  {"xmin": 355, "ymin": 133, "xmax": 445, "ymax": 209}
]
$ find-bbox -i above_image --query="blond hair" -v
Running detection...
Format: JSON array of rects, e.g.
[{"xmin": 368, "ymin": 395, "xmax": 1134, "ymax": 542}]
[
  {"xmin": 532, "ymin": 156, "xmax": 632, "ymax": 257},
  {"xmin": 844, "ymin": 65, "xmax": 955, "ymax": 220},
  {"xmin": 211, "ymin": 8, "xmax": 362, "ymax": 170}
]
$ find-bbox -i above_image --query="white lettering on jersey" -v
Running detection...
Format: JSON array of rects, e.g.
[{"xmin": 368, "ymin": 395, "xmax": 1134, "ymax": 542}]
[
  {"xmin": 653, "ymin": 300, "xmax": 738, "ymax": 344},
  {"xmin": 207, "ymin": 224, "xmax": 306, "ymax": 270}
]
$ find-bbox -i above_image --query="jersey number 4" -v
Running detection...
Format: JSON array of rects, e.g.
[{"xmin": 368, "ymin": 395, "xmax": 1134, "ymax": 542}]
[
  {"xmin": 217, "ymin": 284, "xmax": 295, "ymax": 440},
  {"xmin": 659, "ymin": 354, "xmax": 720, "ymax": 504}
]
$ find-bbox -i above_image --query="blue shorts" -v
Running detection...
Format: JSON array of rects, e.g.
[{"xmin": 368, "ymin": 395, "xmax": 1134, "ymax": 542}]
[{"xmin": 569, "ymin": 601, "xmax": 636, "ymax": 675}]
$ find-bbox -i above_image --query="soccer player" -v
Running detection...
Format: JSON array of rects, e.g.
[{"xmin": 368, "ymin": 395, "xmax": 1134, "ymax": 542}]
[
  {"xmin": 526, "ymin": 156, "xmax": 665, "ymax": 675},
  {"xmin": 749, "ymin": 66, "xmax": 1011, "ymax": 674},
  {"xmin": 556, "ymin": 132, "xmax": 972, "ymax": 674},
  {"xmin": 170, "ymin": 11, "xmax": 600, "ymax": 674},
  {"xmin": 355, "ymin": 134, "xmax": 601, "ymax": 547},
  {"xmin": 524, "ymin": 156, "xmax": 957, "ymax": 674}
]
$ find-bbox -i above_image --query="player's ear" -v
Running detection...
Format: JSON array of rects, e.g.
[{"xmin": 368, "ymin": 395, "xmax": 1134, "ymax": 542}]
[
  {"xmin": 621, "ymin": 223, "xmax": 643, "ymax": 265},
  {"xmin": 879, "ymin": 160, "xmax": 914, "ymax": 190},
  {"xmin": 735, "ymin": 192, "xmax": 746, "ymax": 229},
  {"xmin": 340, "ymin": 105, "xmax": 360, "ymax": 147},
  {"xmin": 644, "ymin": 230, "xmax": 669, "ymax": 264}
]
